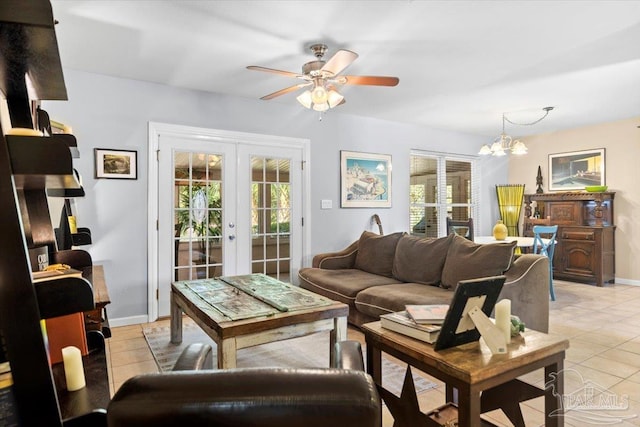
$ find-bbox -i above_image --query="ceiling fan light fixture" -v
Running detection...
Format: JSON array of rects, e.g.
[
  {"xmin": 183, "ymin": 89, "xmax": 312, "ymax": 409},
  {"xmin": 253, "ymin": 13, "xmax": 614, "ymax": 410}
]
[
  {"xmin": 312, "ymin": 102, "xmax": 329, "ymax": 112},
  {"xmin": 296, "ymin": 90, "xmax": 312, "ymax": 109},
  {"xmin": 247, "ymin": 44, "xmax": 398, "ymax": 114},
  {"xmin": 311, "ymin": 83, "xmax": 328, "ymax": 104},
  {"xmin": 327, "ymin": 89, "xmax": 344, "ymax": 108}
]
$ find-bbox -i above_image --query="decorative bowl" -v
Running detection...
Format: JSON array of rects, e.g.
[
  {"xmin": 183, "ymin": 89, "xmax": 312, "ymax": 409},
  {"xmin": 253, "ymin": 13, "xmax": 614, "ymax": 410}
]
[{"xmin": 584, "ymin": 185, "xmax": 608, "ymax": 193}]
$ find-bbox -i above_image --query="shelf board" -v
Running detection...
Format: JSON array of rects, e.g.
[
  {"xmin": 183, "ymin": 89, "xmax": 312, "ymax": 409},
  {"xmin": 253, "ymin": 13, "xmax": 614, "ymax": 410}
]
[
  {"xmin": 34, "ymin": 275, "xmax": 95, "ymax": 319},
  {"xmin": 51, "ymin": 344, "xmax": 110, "ymax": 421},
  {"xmin": 7, "ymin": 134, "xmax": 80, "ymax": 190}
]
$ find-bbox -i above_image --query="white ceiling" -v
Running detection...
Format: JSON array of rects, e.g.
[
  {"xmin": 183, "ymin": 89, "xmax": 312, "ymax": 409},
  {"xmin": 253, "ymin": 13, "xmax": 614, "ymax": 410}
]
[{"xmin": 50, "ymin": 1, "xmax": 640, "ymax": 137}]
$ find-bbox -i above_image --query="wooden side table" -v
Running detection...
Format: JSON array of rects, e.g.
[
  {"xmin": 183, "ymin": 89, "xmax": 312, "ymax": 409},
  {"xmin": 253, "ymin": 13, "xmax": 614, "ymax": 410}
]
[
  {"xmin": 83, "ymin": 265, "xmax": 111, "ymax": 339},
  {"xmin": 362, "ymin": 322, "xmax": 569, "ymax": 427}
]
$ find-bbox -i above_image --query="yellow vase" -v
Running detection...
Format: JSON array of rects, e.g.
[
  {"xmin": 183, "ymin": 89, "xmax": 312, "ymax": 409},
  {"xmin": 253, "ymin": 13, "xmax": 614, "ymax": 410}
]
[{"xmin": 493, "ymin": 220, "xmax": 508, "ymax": 240}]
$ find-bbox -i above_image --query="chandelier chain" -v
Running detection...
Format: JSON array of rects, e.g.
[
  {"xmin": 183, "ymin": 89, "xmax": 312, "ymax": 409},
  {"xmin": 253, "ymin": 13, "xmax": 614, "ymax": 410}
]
[{"xmin": 503, "ymin": 106, "xmax": 554, "ymax": 127}]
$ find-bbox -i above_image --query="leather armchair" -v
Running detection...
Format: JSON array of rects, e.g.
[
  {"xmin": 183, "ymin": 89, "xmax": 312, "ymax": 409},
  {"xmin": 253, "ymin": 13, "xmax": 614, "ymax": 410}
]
[{"xmin": 106, "ymin": 341, "xmax": 381, "ymax": 427}]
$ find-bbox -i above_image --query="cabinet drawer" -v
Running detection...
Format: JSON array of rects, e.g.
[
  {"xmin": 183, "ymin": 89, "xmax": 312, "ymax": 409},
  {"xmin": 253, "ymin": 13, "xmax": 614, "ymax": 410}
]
[{"xmin": 562, "ymin": 230, "xmax": 595, "ymax": 241}]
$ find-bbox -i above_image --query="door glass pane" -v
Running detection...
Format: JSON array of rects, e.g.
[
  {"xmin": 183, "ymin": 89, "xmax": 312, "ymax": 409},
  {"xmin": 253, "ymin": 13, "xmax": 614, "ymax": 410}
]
[
  {"xmin": 174, "ymin": 150, "xmax": 224, "ymax": 281},
  {"xmin": 410, "ymin": 156, "xmax": 438, "ymax": 237},
  {"xmin": 446, "ymin": 160, "xmax": 472, "ymax": 222},
  {"xmin": 251, "ymin": 156, "xmax": 291, "ymax": 281}
]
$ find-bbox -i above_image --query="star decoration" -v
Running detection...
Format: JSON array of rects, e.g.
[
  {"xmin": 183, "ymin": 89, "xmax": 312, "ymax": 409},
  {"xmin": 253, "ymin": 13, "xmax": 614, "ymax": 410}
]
[
  {"xmin": 377, "ymin": 365, "xmax": 430, "ymax": 427},
  {"xmin": 481, "ymin": 379, "xmax": 544, "ymax": 426}
]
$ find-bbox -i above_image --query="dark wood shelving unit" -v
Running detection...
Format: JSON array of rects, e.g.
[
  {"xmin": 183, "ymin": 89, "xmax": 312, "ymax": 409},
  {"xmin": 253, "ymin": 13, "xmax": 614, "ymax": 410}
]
[{"xmin": 0, "ymin": 1, "xmax": 109, "ymax": 425}]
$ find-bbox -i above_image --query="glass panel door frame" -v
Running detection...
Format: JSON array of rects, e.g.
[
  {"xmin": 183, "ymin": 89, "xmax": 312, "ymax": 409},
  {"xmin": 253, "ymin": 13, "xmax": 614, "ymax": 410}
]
[
  {"xmin": 409, "ymin": 150, "xmax": 479, "ymax": 238},
  {"xmin": 148, "ymin": 122, "xmax": 310, "ymax": 322},
  {"xmin": 236, "ymin": 144, "xmax": 301, "ymax": 283}
]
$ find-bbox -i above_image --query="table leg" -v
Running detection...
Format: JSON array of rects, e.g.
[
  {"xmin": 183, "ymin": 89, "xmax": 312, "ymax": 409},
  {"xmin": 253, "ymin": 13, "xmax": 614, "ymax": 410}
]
[
  {"xmin": 545, "ymin": 359, "xmax": 564, "ymax": 427},
  {"xmin": 365, "ymin": 340, "xmax": 382, "ymax": 385},
  {"xmin": 219, "ymin": 338, "xmax": 237, "ymax": 369},
  {"xmin": 457, "ymin": 385, "xmax": 482, "ymax": 427},
  {"xmin": 329, "ymin": 316, "xmax": 347, "ymax": 366},
  {"xmin": 170, "ymin": 291, "xmax": 183, "ymax": 344}
]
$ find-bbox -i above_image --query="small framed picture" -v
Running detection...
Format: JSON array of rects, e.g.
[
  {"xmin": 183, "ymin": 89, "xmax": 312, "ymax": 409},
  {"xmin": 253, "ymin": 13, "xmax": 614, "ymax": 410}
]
[
  {"xmin": 95, "ymin": 148, "xmax": 137, "ymax": 180},
  {"xmin": 548, "ymin": 148, "xmax": 605, "ymax": 191},
  {"xmin": 340, "ymin": 150, "xmax": 392, "ymax": 208}
]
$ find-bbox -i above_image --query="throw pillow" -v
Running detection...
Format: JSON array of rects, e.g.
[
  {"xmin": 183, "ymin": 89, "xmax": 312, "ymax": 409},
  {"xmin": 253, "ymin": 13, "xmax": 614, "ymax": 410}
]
[
  {"xmin": 440, "ymin": 234, "xmax": 516, "ymax": 290},
  {"xmin": 392, "ymin": 234, "xmax": 454, "ymax": 285},
  {"xmin": 354, "ymin": 231, "xmax": 405, "ymax": 278}
]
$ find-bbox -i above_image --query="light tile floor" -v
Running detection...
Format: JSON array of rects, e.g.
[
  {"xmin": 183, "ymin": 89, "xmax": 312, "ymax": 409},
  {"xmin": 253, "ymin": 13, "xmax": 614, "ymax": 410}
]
[{"xmin": 107, "ymin": 280, "xmax": 640, "ymax": 426}]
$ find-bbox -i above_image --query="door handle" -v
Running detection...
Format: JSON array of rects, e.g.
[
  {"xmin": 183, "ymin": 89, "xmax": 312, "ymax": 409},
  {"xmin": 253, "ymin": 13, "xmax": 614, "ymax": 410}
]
[{"xmin": 228, "ymin": 234, "xmax": 236, "ymax": 241}]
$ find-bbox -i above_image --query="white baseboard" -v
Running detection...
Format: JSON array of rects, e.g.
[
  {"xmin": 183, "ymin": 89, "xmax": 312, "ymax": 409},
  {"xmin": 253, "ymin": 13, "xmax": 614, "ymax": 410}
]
[
  {"xmin": 109, "ymin": 315, "xmax": 149, "ymax": 328},
  {"xmin": 615, "ymin": 278, "xmax": 640, "ymax": 286}
]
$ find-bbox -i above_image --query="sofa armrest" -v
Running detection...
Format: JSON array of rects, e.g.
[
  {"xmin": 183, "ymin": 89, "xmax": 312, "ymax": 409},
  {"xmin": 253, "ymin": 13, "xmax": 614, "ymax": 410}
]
[
  {"xmin": 313, "ymin": 240, "xmax": 359, "ymax": 269},
  {"xmin": 172, "ymin": 343, "xmax": 213, "ymax": 371},
  {"xmin": 501, "ymin": 254, "xmax": 550, "ymax": 333}
]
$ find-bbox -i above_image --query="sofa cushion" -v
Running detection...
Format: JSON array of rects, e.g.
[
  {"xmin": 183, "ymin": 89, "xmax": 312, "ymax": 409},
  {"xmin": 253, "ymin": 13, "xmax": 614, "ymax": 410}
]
[
  {"xmin": 355, "ymin": 283, "xmax": 455, "ymax": 318},
  {"xmin": 392, "ymin": 234, "xmax": 453, "ymax": 285},
  {"xmin": 441, "ymin": 235, "xmax": 516, "ymax": 290},
  {"xmin": 298, "ymin": 268, "xmax": 402, "ymax": 306},
  {"xmin": 354, "ymin": 231, "xmax": 405, "ymax": 278}
]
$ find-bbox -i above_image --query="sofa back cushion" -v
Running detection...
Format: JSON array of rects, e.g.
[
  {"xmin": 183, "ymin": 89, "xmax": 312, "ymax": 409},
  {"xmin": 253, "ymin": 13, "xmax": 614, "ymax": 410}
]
[
  {"xmin": 354, "ymin": 231, "xmax": 405, "ymax": 278},
  {"xmin": 441, "ymin": 235, "xmax": 516, "ymax": 290},
  {"xmin": 391, "ymin": 234, "xmax": 453, "ymax": 285}
]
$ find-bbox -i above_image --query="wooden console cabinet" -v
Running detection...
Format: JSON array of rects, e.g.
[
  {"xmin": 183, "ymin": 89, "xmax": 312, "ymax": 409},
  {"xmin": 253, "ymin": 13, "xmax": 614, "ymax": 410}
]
[{"xmin": 524, "ymin": 192, "xmax": 615, "ymax": 287}]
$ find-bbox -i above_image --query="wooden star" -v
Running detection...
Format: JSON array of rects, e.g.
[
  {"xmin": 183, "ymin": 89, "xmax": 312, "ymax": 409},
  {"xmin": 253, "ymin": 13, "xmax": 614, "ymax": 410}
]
[
  {"xmin": 378, "ymin": 365, "xmax": 430, "ymax": 427},
  {"xmin": 481, "ymin": 379, "xmax": 544, "ymax": 426}
]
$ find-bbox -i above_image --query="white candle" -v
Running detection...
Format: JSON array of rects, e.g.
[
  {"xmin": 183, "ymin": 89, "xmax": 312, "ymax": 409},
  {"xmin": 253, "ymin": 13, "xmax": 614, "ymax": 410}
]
[
  {"xmin": 62, "ymin": 346, "xmax": 85, "ymax": 391},
  {"xmin": 495, "ymin": 299, "xmax": 511, "ymax": 344}
]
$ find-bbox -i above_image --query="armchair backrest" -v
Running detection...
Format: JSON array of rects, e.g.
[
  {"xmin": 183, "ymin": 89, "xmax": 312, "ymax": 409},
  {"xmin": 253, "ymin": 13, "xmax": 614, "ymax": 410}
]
[
  {"xmin": 107, "ymin": 341, "xmax": 379, "ymax": 426},
  {"xmin": 107, "ymin": 368, "xmax": 381, "ymax": 427}
]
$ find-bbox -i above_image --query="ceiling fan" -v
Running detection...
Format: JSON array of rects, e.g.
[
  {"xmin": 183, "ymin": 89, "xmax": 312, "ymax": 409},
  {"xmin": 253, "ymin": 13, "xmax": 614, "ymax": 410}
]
[{"xmin": 247, "ymin": 44, "xmax": 399, "ymax": 112}]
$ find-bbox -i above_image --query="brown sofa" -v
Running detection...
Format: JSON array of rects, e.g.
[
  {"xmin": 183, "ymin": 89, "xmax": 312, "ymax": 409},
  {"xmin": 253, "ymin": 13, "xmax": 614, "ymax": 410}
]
[{"xmin": 298, "ymin": 232, "xmax": 550, "ymax": 333}]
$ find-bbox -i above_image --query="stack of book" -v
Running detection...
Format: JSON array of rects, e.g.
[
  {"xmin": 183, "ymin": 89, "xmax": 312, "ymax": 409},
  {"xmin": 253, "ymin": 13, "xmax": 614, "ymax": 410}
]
[{"xmin": 380, "ymin": 304, "xmax": 449, "ymax": 343}]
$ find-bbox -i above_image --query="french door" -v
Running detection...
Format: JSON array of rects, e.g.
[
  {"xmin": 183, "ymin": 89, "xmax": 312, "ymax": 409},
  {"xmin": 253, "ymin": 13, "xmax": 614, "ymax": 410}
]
[{"xmin": 149, "ymin": 123, "xmax": 306, "ymax": 319}]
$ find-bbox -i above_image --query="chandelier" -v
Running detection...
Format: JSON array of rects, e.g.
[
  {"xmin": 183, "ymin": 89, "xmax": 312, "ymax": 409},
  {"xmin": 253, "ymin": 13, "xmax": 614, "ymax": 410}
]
[{"xmin": 479, "ymin": 107, "xmax": 554, "ymax": 156}]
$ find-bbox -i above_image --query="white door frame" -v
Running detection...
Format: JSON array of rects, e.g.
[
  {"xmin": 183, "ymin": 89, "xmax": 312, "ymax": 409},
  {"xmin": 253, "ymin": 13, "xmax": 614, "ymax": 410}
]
[{"xmin": 147, "ymin": 122, "xmax": 311, "ymax": 321}]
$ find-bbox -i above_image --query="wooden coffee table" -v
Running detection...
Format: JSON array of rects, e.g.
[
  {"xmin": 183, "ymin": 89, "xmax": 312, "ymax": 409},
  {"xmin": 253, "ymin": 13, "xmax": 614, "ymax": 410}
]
[
  {"xmin": 170, "ymin": 277, "xmax": 348, "ymax": 369},
  {"xmin": 362, "ymin": 321, "xmax": 569, "ymax": 427}
]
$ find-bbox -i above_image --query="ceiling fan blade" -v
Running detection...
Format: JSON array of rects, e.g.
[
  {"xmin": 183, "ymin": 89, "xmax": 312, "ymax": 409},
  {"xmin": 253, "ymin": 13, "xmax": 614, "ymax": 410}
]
[
  {"xmin": 247, "ymin": 66, "xmax": 301, "ymax": 79},
  {"xmin": 341, "ymin": 75, "xmax": 399, "ymax": 86},
  {"xmin": 260, "ymin": 83, "xmax": 311, "ymax": 100},
  {"xmin": 321, "ymin": 49, "xmax": 358, "ymax": 76}
]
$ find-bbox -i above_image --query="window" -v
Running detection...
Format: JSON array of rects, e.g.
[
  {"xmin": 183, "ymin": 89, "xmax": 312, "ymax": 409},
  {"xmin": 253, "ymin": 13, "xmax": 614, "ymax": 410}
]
[{"xmin": 409, "ymin": 152, "xmax": 478, "ymax": 238}]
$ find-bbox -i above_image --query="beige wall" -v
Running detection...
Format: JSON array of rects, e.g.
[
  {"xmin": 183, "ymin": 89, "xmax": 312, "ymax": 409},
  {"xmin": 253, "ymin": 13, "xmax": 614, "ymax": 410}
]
[{"xmin": 508, "ymin": 116, "xmax": 640, "ymax": 285}]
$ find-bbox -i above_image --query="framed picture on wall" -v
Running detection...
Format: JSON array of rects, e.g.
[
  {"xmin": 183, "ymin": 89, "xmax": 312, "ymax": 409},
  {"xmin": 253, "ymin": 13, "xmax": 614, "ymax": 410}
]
[
  {"xmin": 95, "ymin": 148, "xmax": 138, "ymax": 179},
  {"xmin": 340, "ymin": 150, "xmax": 392, "ymax": 208},
  {"xmin": 548, "ymin": 148, "xmax": 605, "ymax": 191}
]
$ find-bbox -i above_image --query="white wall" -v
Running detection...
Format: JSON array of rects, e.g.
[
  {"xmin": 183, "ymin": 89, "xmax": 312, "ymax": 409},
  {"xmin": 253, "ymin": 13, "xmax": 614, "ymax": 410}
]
[{"xmin": 44, "ymin": 69, "xmax": 504, "ymax": 323}]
